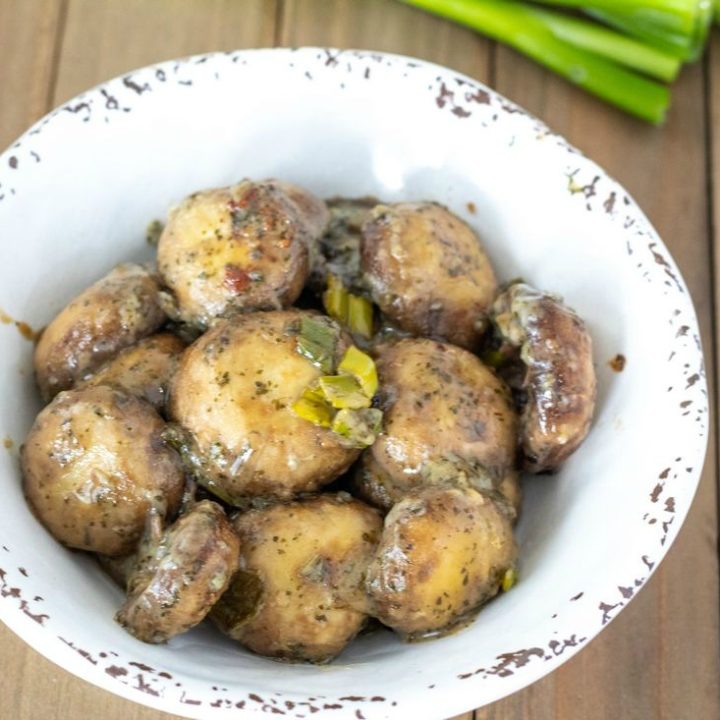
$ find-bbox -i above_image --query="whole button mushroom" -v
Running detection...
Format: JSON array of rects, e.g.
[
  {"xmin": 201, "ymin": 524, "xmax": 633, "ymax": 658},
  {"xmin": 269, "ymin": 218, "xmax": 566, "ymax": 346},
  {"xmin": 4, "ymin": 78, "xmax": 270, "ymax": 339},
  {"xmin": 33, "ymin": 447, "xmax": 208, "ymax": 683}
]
[
  {"xmin": 116, "ymin": 500, "xmax": 240, "ymax": 644},
  {"xmin": 157, "ymin": 179, "xmax": 328, "ymax": 327},
  {"xmin": 34, "ymin": 263, "xmax": 167, "ymax": 401},
  {"xmin": 354, "ymin": 338, "xmax": 517, "ymax": 511},
  {"xmin": 167, "ymin": 310, "xmax": 360, "ymax": 504},
  {"xmin": 78, "ymin": 332, "xmax": 185, "ymax": 412},
  {"xmin": 366, "ymin": 485, "xmax": 517, "ymax": 640},
  {"xmin": 361, "ymin": 202, "xmax": 497, "ymax": 349},
  {"xmin": 491, "ymin": 282, "xmax": 597, "ymax": 472},
  {"xmin": 211, "ymin": 494, "xmax": 382, "ymax": 663},
  {"xmin": 21, "ymin": 385, "xmax": 184, "ymax": 556}
]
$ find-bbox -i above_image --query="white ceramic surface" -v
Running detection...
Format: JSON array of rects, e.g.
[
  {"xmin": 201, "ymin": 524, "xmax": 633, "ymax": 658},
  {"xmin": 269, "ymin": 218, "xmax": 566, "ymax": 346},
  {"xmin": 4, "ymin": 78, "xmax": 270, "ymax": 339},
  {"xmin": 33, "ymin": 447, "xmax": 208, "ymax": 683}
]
[{"xmin": 0, "ymin": 48, "xmax": 708, "ymax": 720}]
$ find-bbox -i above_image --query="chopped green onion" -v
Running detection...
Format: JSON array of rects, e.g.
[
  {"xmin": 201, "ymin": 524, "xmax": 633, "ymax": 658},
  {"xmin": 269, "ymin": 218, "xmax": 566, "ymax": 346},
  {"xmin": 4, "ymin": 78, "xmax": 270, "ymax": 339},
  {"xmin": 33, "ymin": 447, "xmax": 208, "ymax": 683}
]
[
  {"xmin": 400, "ymin": 0, "xmax": 672, "ymax": 124},
  {"xmin": 301, "ymin": 382, "xmax": 327, "ymax": 404},
  {"xmin": 322, "ymin": 274, "xmax": 375, "ymax": 339},
  {"xmin": 331, "ymin": 408, "xmax": 384, "ymax": 448},
  {"xmin": 481, "ymin": 349, "xmax": 507, "ymax": 370},
  {"xmin": 323, "ymin": 274, "xmax": 349, "ymax": 322},
  {"xmin": 347, "ymin": 294, "xmax": 375, "ymax": 338},
  {"xmin": 291, "ymin": 388, "xmax": 334, "ymax": 427},
  {"xmin": 585, "ymin": 5, "xmax": 712, "ymax": 60},
  {"xmin": 502, "ymin": 567, "xmax": 518, "ymax": 592},
  {"xmin": 318, "ymin": 375, "xmax": 372, "ymax": 409},
  {"xmin": 529, "ymin": 0, "xmax": 713, "ymax": 60},
  {"xmin": 291, "ymin": 342, "xmax": 383, "ymax": 444},
  {"xmin": 338, "ymin": 345, "xmax": 379, "ymax": 397},
  {"xmin": 296, "ymin": 316, "xmax": 339, "ymax": 374},
  {"xmin": 195, "ymin": 475, "xmax": 237, "ymax": 507},
  {"xmin": 533, "ymin": 0, "xmax": 706, "ymax": 30},
  {"xmin": 524, "ymin": 6, "xmax": 681, "ymax": 81}
]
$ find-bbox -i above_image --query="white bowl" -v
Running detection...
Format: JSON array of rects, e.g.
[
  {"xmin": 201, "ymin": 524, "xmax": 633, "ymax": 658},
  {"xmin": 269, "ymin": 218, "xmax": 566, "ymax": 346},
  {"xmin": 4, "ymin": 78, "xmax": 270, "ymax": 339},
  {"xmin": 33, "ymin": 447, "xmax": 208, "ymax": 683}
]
[{"xmin": 0, "ymin": 48, "xmax": 708, "ymax": 720}]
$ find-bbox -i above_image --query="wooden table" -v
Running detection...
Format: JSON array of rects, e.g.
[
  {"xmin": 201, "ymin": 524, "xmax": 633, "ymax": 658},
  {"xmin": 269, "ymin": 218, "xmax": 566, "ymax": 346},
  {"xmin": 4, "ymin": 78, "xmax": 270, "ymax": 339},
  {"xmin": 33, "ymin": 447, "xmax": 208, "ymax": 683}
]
[{"xmin": 1, "ymin": 1, "xmax": 718, "ymax": 718}]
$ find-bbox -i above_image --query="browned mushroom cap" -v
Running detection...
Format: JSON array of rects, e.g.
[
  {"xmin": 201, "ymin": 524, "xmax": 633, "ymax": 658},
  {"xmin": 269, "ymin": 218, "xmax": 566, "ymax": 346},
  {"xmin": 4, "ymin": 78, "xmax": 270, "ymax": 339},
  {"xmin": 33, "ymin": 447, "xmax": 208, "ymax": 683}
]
[
  {"xmin": 353, "ymin": 338, "xmax": 518, "ymax": 511},
  {"xmin": 273, "ymin": 180, "xmax": 330, "ymax": 240},
  {"xmin": 116, "ymin": 500, "xmax": 240, "ymax": 644},
  {"xmin": 78, "ymin": 332, "xmax": 186, "ymax": 412},
  {"xmin": 361, "ymin": 202, "xmax": 497, "ymax": 349},
  {"xmin": 492, "ymin": 282, "xmax": 597, "ymax": 473},
  {"xmin": 34, "ymin": 264, "xmax": 166, "ymax": 401},
  {"xmin": 167, "ymin": 310, "xmax": 359, "ymax": 504},
  {"xmin": 366, "ymin": 486, "xmax": 517, "ymax": 640},
  {"xmin": 210, "ymin": 494, "xmax": 382, "ymax": 663},
  {"xmin": 21, "ymin": 385, "xmax": 184, "ymax": 556},
  {"xmin": 157, "ymin": 179, "xmax": 327, "ymax": 327}
]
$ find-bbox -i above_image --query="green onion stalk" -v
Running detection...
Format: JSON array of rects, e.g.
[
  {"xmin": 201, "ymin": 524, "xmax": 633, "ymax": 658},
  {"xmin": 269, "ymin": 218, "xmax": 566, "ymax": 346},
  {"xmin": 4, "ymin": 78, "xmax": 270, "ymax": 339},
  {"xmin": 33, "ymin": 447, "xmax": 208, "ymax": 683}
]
[
  {"xmin": 578, "ymin": 1, "xmax": 714, "ymax": 60},
  {"xmin": 400, "ymin": 0, "xmax": 672, "ymax": 123}
]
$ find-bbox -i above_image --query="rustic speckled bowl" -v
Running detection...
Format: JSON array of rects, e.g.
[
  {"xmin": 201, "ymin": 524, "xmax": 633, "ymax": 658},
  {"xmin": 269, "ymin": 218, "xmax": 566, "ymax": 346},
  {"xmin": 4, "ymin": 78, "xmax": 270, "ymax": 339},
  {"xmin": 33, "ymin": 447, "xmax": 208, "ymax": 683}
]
[{"xmin": 0, "ymin": 48, "xmax": 708, "ymax": 720}]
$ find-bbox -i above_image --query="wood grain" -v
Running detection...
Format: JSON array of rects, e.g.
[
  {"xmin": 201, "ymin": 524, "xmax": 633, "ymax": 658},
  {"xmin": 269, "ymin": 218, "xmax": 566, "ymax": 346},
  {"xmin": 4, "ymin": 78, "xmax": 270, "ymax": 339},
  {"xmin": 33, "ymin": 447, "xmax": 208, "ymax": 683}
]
[
  {"xmin": 710, "ymin": 33, "xmax": 720, "ymax": 427},
  {"xmin": 279, "ymin": 0, "xmax": 490, "ymax": 78},
  {"xmin": 0, "ymin": 0, "xmax": 65, "ymax": 147},
  {"xmin": 52, "ymin": 0, "xmax": 277, "ymax": 105}
]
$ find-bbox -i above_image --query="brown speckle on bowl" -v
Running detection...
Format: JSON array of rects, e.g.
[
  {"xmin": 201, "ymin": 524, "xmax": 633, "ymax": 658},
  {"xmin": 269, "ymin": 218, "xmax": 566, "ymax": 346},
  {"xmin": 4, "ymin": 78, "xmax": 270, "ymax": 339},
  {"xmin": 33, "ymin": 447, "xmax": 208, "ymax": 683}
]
[
  {"xmin": 63, "ymin": 102, "xmax": 91, "ymax": 121},
  {"xmin": 603, "ymin": 192, "xmax": 617, "ymax": 213},
  {"xmin": 1, "ymin": 566, "xmax": 49, "ymax": 625},
  {"xmin": 181, "ymin": 692, "xmax": 202, "ymax": 705},
  {"xmin": 567, "ymin": 170, "xmax": 599, "ymax": 200},
  {"xmin": 548, "ymin": 634, "xmax": 586, "ymax": 657},
  {"xmin": 324, "ymin": 49, "xmax": 340, "ymax": 67},
  {"xmin": 129, "ymin": 661, "xmax": 154, "ymax": 672},
  {"xmin": 651, "ymin": 483, "xmax": 663, "ymax": 503},
  {"xmin": 122, "ymin": 76, "xmax": 151, "ymax": 94},
  {"xmin": 60, "ymin": 637, "xmax": 97, "ymax": 664},
  {"xmin": 650, "ymin": 243, "xmax": 684, "ymax": 293},
  {"xmin": 435, "ymin": 81, "xmax": 470, "ymax": 118},
  {"xmin": 599, "ymin": 601, "xmax": 621, "ymax": 625},
  {"xmin": 101, "ymin": 89, "xmax": 119, "ymax": 110},
  {"xmin": 609, "ymin": 354, "xmax": 626, "ymax": 372}
]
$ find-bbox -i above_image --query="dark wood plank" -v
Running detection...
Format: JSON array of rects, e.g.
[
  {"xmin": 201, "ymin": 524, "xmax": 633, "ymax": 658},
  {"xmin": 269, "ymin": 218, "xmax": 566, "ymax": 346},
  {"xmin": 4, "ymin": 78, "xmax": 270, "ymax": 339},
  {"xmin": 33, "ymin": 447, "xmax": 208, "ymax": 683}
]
[
  {"xmin": 0, "ymin": 0, "xmax": 65, "ymax": 148},
  {"xmin": 710, "ymin": 27, "xmax": 720, "ymax": 462},
  {"xmin": 476, "ymin": 42, "xmax": 720, "ymax": 720},
  {"xmin": 53, "ymin": 0, "xmax": 277, "ymax": 104},
  {"xmin": 279, "ymin": 0, "xmax": 491, "ymax": 78}
]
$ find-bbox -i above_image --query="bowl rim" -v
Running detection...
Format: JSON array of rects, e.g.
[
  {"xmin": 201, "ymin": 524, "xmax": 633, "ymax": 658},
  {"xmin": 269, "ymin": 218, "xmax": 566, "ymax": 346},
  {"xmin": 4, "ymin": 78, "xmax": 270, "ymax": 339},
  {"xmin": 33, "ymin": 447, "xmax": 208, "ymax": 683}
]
[{"xmin": 0, "ymin": 46, "xmax": 709, "ymax": 720}]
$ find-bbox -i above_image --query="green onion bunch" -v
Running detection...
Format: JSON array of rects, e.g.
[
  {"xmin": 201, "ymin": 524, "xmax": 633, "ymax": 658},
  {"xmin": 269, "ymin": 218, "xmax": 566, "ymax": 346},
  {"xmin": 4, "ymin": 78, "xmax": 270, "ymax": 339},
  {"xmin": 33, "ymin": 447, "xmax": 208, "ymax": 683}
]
[{"xmin": 400, "ymin": 0, "xmax": 718, "ymax": 123}]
